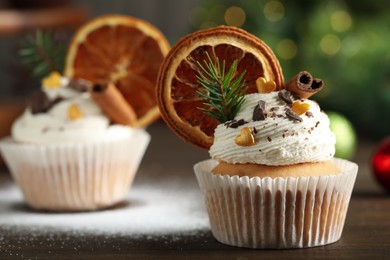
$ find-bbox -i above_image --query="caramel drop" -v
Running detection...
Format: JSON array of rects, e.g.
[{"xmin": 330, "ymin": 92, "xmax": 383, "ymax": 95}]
[
  {"xmin": 256, "ymin": 77, "xmax": 276, "ymax": 93},
  {"xmin": 235, "ymin": 127, "xmax": 256, "ymax": 146},
  {"xmin": 67, "ymin": 103, "xmax": 83, "ymax": 121},
  {"xmin": 291, "ymin": 101, "xmax": 310, "ymax": 116}
]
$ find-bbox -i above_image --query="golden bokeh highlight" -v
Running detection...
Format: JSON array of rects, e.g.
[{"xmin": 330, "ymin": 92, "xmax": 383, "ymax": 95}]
[
  {"xmin": 330, "ymin": 10, "xmax": 352, "ymax": 32},
  {"xmin": 320, "ymin": 34, "xmax": 341, "ymax": 55},
  {"xmin": 276, "ymin": 39, "xmax": 297, "ymax": 60},
  {"xmin": 264, "ymin": 1, "xmax": 284, "ymax": 22},
  {"xmin": 224, "ymin": 6, "xmax": 246, "ymax": 27}
]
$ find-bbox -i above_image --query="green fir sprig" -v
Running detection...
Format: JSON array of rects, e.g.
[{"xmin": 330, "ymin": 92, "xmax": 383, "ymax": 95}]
[
  {"xmin": 196, "ymin": 52, "xmax": 247, "ymax": 123},
  {"xmin": 19, "ymin": 30, "xmax": 66, "ymax": 78}
]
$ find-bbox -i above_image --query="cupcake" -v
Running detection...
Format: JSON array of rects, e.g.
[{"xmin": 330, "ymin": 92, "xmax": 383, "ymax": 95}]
[
  {"xmin": 0, "ymin": 15, "xmax": 170, "ymax": 211},
  {"xmin": 0, "ymin": 72, "xmax": 150, "ymax": 211},
  {"xmin": 156, "ymin": 26, "xmax": 358, "ymax": 248},
  {"xmin": 194, "ymin": 89, "xmax": 358, "ymax": 248}
]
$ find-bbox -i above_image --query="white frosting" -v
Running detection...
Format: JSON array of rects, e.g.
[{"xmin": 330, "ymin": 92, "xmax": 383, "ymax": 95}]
[
  {"xmin": 12, "ymin": 77, "xmax": 134, "ymax": 144},
  {"xmin": 209, "ymin": 92, "xmax": 336, "ymax": 166}
]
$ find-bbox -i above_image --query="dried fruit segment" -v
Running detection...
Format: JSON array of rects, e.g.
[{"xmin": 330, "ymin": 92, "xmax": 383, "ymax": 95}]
[
  {"xmin": 65, "ymin": 15, "xmax": 170, "ymax": 128},
  {"xmin": 157, "ymin": 26, "xmax": 284, "ymax": 149}
]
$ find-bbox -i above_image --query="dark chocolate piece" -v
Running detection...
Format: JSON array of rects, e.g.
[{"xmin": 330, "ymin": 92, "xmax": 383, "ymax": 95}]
[
  {"xmin": 305, "ymin": 111, "xmax": 314, "ymax": 118},
  {"xmin": 278, "ymin": 90, "xmax": 293, "ymax": 105},
  {"xmin": 28, "ymin": 90, "xmax": 51, "ymax": 114},
  {"xmin": 68, "ymin": 79, "xmax": 93, "ymax": 92},
  {"xmin": 253, "ymin": 100, "xmax": 267, "ymax": 121},
  {"xmin": 286, "ymin": 108, "xmax": 303, "ymax": 122},
  {"xmin": 225, "ymin": 119, "xmax": 247, "ymax": 128},
  {"xmin": 27, "ymin": 90, "xmax": 63, "ymax": 114}
]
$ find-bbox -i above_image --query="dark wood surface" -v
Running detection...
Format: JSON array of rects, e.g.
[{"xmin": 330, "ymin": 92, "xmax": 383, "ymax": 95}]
[{"xmin": 0, "ymin": 122, "xmax": 389, "ymax": 259}]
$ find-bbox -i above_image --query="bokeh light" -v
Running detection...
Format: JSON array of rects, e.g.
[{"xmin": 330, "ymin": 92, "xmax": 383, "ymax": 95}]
[
  {"xmin": 276, "ymin": 39, "xmax": 297, "ymax": 60},
  {"xmin": 224, "ymin": 6, "xmax": 246, "ymax": 27},
  {"xmin": 263, "ymin": 1, "xmax": 284, "ymax": 22},
  {"xmin": 320, "ymin": 34, "xmax": 341, "ymax": 55},
  {"xmin": 330, "ymin": 10, "xmax": 352, "ymax": 32}
]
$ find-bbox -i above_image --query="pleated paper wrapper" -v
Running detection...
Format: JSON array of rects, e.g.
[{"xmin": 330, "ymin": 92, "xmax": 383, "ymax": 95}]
[
  {"xmin": 194, "ymin": 158, "xmax": 358, "ymax": 249},
  {"xmin": 0, "ymin": 129, "xmax": 150, "ymax": 211}
]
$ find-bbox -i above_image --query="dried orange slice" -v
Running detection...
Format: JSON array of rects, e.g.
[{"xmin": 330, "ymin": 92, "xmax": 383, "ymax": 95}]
[
  {"xmin": 156, "ymin": 26, "xmax": 284, "ymax": 149},
  {"xmin": 64, "ymin": 15, "xmax": 170, "ymax": 128}
]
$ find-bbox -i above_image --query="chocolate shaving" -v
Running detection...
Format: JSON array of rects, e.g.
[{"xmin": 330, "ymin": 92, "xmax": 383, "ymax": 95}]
[
  {"xmin": 284, "ymin": 71, "xmax": 324, "ymax": 99},
  {"xmin": 278, "ymin": 90, "xmax": 293, "ymax": 105},
  {"xmin": 286, "ymin": 108, "xmax": 303, "ymax": 122},
  {"xmin": 225, "ymin": 119, "xmax": 247, "ymax": 128},
  {"xmin": 253, "ymin": 100, "xmax": 267, "ymax": 121},
  {"xmin": 305, "ymin": 111, "xmax": 313, "ymax": 118},
  {"xmin": 28, "ymin": 90, "xmax": 63, "ymax": 114},
  {"xmin": 253, "ymin": 127, "xmax": 258, "ymax": 134},
  {"xmin": 68, "ymin": 79, "xmax": 93, "ymax": 92},
  {"xmin": 42, "ymin": 126, "xmax": 49, "ymax": 133}
]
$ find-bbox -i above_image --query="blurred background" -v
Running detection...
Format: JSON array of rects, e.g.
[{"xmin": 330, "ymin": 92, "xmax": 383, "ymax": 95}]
[{"xmin": 0, "ymin": 0, "xmax": 389, "ymax": 156}]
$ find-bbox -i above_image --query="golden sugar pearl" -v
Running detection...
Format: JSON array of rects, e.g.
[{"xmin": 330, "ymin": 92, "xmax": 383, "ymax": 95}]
[
  {"xmin": 235, "ymin": 127, "xmax": 256, "ymax": 146},
  {"xmin": 256, "ymin": 77, "xmax": 276, "ymax": 93},
  {"xmin": 67, "ymin": 103, "xmax": 83, "ymax": 121},
  {"xmin": 42, "ymin": 71, "xmax": 62, "ymax": 89},
  {"xmin": 291, "ymin": 101, "xmax": 310, "ymax": 115}
]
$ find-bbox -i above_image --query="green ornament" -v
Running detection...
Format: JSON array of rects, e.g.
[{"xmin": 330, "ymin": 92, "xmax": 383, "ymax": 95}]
[{"xmin": 327, "ymin": 111, "xmax": 357, "ymax": 160}]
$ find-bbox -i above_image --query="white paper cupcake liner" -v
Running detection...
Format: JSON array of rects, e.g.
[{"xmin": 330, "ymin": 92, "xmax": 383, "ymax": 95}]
[
  {"xmin": 194, "ymin": 158, "xmax": 358, "ymax": 249},
  {"xmin": 0, "ymin": 129, "xmax": 150, "ymax": 211}
]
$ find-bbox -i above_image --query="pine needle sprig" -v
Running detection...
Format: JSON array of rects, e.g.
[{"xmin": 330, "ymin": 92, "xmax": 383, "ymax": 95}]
[
  {"xmin": 19, "ymin": 30, "xmax": 66, "ymax": 78},
  {"xmin": 196, "ymin": 52, "xmax": 247, "ymax": 123}
]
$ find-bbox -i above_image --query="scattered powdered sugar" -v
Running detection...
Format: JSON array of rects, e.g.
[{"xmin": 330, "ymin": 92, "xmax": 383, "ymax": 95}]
[{"xmin": 0, "ymin": 178, "xmax": 210, "ymax": 237}]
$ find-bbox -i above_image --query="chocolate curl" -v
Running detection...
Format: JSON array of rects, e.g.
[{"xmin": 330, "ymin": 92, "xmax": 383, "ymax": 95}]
[
  {"xmin": 90, "ymin": 83, "xmax": 137, "ymax": 126},
  {"xmin": 284, "ymin": 71, "xmax": 324, "ymax": 99}
]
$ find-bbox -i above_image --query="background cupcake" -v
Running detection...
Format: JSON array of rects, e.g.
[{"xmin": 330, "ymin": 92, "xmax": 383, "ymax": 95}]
[
  {"xmin": 156, "ymin": 26, "xmax": 358, "ymax": 248},
  {"xmin": 0, "ymin": 72, "xmax": 150, "ymax": 211},
  {"xmin": 0, "ymin": 15, "xmax": 170, "ymax": 211}
]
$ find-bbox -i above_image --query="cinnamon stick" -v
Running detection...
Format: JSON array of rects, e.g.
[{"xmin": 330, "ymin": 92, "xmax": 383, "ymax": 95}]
[
  {"xmin": 90, "ymin": 83, "xmax": 137, "ymax": 126},
  {"xmin": 284, "ymin": 71, "xmax": 324, "ymax": 99}
]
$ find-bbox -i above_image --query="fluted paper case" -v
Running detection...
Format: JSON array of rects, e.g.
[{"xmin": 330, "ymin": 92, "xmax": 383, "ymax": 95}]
[
  {"xmin": 0, "ymin": 129, "xmax": 150, "ymax": 211},
  {"xmin": 194, "ymin": 158, "xmax": 358, "ymax": 249}
]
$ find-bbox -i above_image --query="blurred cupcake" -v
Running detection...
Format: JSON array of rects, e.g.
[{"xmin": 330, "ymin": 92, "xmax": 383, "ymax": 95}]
[
  {"xmin": 0, "ymin": 72, "xmax": 150, "ymax": 211},
  {"xmin": 1, "ymin": 15, "xmax": 171, "ymax": 211},
  {"xmin": 156, "ymin": 26, "xmax": 358, "ymax": 248}
]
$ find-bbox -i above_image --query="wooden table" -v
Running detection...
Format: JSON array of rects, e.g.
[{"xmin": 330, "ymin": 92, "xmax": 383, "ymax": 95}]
[{"xmin": 0, "ymin": 122, "xmax": 389, "ymax": 259}]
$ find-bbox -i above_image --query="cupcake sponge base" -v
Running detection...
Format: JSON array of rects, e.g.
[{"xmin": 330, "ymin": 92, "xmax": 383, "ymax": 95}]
[{"xmin": 194, "ymin": 158, "xmax": 358, "ymax": 248}]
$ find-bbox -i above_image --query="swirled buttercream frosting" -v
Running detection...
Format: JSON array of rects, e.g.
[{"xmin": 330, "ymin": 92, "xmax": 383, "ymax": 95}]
[
  {"xmin": 209, "ymin": 91, "xmax": 336, "ymax": 166},
  {"xmin": 12, "ymin": 76, "xmax": 133, "ymax": 144}
]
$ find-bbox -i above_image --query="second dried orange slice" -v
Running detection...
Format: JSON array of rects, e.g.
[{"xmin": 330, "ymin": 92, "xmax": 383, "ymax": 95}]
[
  {"xmin": 64, "ymin": 15, "xmax": 170, "ymax": 128},
  {"xmin": 156, "ymin": 26, "xmax": 284, "ymax": 149}
]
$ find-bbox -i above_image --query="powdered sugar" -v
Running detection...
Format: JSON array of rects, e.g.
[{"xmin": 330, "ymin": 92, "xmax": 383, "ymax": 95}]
[{"xmin": 0, "ymin": 176, "xmax": 209, "ymax": 237}]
